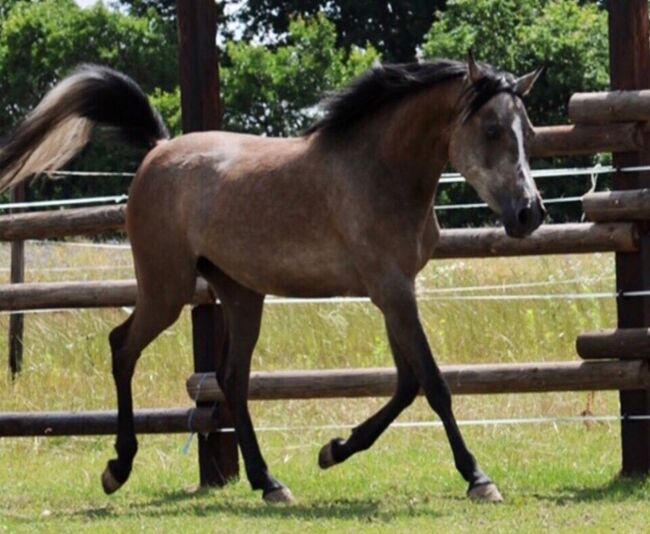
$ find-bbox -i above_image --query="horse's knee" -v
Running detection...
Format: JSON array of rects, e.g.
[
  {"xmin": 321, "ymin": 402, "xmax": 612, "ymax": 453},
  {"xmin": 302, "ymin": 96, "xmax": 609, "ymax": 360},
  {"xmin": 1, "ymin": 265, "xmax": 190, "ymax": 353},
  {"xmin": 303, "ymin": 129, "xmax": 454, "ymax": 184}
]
[{"xmin": 427, "ymin": 379, "xmax": 453, "ymax": 417}]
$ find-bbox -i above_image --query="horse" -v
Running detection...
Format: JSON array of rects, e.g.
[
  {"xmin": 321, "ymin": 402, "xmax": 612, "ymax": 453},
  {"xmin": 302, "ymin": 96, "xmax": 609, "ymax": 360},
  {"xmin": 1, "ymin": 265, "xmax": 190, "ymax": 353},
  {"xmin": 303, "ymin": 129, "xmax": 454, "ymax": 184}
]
[{"xmin": 0, "ymin": 54, "xmax": 545, "ymax": 504}]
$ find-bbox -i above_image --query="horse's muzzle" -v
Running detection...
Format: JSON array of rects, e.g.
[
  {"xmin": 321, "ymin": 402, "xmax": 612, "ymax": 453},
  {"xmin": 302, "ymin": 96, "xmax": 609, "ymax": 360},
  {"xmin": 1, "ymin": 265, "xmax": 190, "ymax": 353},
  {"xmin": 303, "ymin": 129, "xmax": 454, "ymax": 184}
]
[{"xmin": 503, "ymin": 197, "xmax": 546, "ymax": 238}]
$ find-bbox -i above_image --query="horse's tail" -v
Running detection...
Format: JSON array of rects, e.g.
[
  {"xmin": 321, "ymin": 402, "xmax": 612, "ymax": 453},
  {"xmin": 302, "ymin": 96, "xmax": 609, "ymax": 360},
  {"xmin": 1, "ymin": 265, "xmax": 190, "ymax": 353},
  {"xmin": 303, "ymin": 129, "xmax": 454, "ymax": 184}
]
[{"xmin": 0, "ymin": 64, "xmax": 169, "ymax": 194}]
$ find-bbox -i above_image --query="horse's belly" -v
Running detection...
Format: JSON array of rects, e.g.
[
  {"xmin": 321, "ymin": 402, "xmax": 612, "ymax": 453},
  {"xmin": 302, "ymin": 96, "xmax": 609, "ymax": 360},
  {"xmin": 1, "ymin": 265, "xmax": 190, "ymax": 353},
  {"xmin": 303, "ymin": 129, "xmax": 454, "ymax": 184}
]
[{"xmin": 203, "ymin": 238, "xmax": 365, "ymax": 298}]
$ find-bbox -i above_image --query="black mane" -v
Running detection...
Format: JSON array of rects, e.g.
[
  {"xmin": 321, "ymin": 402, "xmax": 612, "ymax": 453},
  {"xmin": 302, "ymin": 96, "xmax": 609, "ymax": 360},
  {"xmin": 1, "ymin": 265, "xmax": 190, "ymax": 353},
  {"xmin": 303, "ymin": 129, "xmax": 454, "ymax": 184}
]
[{"xmin": 305, "ymin": 59, "xmax": 517, "ymax": 136}]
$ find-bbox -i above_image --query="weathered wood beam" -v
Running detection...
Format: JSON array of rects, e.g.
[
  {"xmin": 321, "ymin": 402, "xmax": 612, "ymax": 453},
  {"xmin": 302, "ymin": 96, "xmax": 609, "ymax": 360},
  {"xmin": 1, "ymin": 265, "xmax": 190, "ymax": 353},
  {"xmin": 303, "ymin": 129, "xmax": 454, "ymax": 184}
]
[
  {"xmin": 608, "ymin": 0, "xmax": 650, "ymax": 477},
  {"xmin": 570, "ymin": 90, "xmax": 650, "ymax": 124},
  {"xmin": 583, "ymin": 189, "xmax": 650, "ymax": 222},
  {"xmin": 0, "ymin": 280, "xmax": 213, "ymax": 311},
  {"xmin": 577, "ymin": 328, "xmax": 650, "ymax": 360},
  {"xmin": 433, "ymin": 223, "xmax": 637, "ymax": 258},
  {"xmin": 0, "ymin": 205, "xmax": 125, "ymax": 241},
  {"xmin": 530, "ymin": 123, "xmax": 644, "ymax": 157},
  {"xmin": 0, "ymin": 408, "xmax": 219, "ymax": 437},
  {"xmin": 187, "ymin": 360, "xmax": 650, "ymax": 402}
]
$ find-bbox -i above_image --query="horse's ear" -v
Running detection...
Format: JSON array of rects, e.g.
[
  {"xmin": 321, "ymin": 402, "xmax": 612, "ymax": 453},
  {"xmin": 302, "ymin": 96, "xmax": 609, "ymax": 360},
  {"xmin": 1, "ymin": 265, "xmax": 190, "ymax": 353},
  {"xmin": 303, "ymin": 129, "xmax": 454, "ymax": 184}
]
[
  {"xmin": 514, "ymin": 66, "xmax": 545, "ymax": 96},
  {"xmin": 467, "ymin": 49, "xmax": 483, "ymax": 84}
]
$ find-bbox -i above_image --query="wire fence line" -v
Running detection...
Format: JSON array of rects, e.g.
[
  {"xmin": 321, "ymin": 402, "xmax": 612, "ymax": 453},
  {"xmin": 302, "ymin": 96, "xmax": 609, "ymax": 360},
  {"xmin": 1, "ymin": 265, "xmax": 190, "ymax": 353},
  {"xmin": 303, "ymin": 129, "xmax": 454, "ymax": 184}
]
[
  {"xmin": 0, "ymin": 289, "xmax": 634, "ymax": 316},
  {"xmin": 3, "ymin": 163, "xmax": 650, "ymax": 211},
  {"xmin": 183, "ymin": 414, "xmax": 650, "ymax": 436}
]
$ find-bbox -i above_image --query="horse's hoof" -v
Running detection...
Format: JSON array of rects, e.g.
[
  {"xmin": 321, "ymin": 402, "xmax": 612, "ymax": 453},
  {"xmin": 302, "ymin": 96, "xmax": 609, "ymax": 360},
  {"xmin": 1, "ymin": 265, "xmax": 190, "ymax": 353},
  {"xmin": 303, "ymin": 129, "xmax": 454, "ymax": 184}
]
[
  {"xmin": 101, "ymin": 467, "xmax": 123, "ymax": 495},
  {"xmin": 318, "ymin": 438, "xmax": 343, "ymax": 469},
  {"xmin": 263, "ymin": 487, "xmax": 295, "ymax": 505},
  {"xmin": 468, "ymin": 482, "xmax": 504, "ymax": 503}
]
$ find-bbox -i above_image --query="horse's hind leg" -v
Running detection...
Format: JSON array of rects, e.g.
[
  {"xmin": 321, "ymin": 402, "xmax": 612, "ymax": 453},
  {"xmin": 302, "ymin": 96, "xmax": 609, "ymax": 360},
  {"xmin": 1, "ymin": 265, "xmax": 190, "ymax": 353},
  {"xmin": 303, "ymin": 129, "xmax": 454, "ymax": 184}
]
[
  {"xmin": 101, "ymin": 274, "xmax": 192, "ymax": 494},
  {"xmin": 319, "ymin": 324, "xmax": 419, "ymax": 468},
  {"xmin": 197, "ymin": 260, "xmax": 293, "ymax": 504}
]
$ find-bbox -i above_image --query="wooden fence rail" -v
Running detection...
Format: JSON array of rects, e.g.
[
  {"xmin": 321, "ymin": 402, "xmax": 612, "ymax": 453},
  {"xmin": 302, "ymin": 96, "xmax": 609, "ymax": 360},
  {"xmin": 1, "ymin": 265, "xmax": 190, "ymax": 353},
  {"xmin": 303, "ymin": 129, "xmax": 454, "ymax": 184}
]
[
  {"xmin": 1, "ymin": 360, "xmax": 648, "ymax": 438},
  {"xmin": 0, "ymin": 218, "xmax": 639, "ymax": 257},
  {"xmin": 583, "ymin": 189, "xmax": 650, "ymax": 222},
  {"xmin": 0, "ymin": 408, "xmax": 218, "ymax": 437},
  {"xmin": 187, "ymin": 360, "xmax": 650, "ymax": 401},
  {"xmin": 0, "ymin": 280, "xmax": 213, "ymax": 311},
  {"xmin": 0, "ymin": 205, "xmax": 125, "ymax": 241},
  {"xmin": 570, "ymin": 90, "xmax": 650, "ymax": 124}
]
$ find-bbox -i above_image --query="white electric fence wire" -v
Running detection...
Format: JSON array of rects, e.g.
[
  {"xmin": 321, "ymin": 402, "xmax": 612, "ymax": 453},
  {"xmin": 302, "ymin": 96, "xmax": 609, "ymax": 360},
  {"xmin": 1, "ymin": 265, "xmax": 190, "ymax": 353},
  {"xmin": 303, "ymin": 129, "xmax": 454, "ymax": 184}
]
[
  {"xmin": 3, "ymin": 164, "xmax": 650, "ymax": 211},
  {"xmin": 25, "ymin": 240, "xmax": 131, "ymax": 250},
  {"xmin": 190, "ymin": 414, "xmax": 650, "ymax": 435},
  {"xmin": 418, "ymin": 275, "xmax": 615, "ymax": 294},
  {"xmin": 0, "ymin": 266, "xmax": 132, "ymax": 273},
  {"xmin": 3, "ymin": 288, "xmax": 646, "ymax": 315},
  {"xmin": 435, "ymin": 196, "xmax": 584, "ymax": 211},
  {"xmin": 0, "ymin": 195, "xmax": 128, "ymax": 210}
]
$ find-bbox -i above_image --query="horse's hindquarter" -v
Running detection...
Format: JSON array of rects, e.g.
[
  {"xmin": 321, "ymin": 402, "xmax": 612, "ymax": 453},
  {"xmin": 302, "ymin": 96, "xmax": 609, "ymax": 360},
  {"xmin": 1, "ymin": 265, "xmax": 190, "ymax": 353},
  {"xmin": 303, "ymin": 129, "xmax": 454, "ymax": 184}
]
[{"xmin": 129, "ymin": 132, "xmax": 364, "ymax": 297}]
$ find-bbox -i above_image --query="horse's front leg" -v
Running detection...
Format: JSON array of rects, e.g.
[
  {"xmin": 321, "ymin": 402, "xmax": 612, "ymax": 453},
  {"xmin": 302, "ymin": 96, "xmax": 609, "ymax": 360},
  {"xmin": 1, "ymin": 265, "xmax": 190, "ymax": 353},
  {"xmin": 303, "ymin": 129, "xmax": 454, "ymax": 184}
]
[
  {"xmin": 372, "ymin": 276, "xmax": 503, "ymax": 502},
  {"xmin": 318, "ymin": 324, "xmax": 420, "ymax": 468}
]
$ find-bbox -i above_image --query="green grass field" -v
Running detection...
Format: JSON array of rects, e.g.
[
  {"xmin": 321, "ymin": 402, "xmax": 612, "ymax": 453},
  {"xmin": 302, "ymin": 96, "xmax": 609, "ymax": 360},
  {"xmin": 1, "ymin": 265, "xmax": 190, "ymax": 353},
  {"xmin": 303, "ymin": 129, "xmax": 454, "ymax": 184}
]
[{"xmin": 1, "ymin": 242, "xmax": 649, "ymax": 533}]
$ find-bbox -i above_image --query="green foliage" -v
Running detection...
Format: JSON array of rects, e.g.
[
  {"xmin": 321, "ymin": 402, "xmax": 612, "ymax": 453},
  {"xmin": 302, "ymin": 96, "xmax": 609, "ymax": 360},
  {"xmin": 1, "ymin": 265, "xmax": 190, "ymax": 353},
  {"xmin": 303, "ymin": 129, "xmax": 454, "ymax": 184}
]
[
  {"xmin": 0, "ymin": 0, "xmax": 177, "ymax": 131},
  {"xmin": 422, "ymin": 0, "xmax": 609, "ymax": 126},
  {"xmin": 150, "ymin": 87, "xmax": 182, "ymax": 137},
  {"xmin": 235, "ymin": 0, "xmax": 446, "ymax": 62},
  {"xmin": 109, "ymin": 0, "xmax": 176, "ymax": 19},
  {"xmin": 0, "ymin": 0, "xmax": 178, "ymax": 200},
  {"xmin": 221, "ymin": 14, "xmax": 380, "ymax": 136},
  {"xmin": 136, "ymin": 15, "xmax": 380, "ymax": 138}
]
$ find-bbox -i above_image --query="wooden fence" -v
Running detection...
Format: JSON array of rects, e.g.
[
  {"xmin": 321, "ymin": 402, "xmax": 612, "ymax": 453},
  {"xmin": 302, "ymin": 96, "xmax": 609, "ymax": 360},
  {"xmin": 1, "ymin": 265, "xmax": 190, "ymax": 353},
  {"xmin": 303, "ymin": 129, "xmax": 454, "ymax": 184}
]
[{"xmin": 2, "ymin": 0, "xmax": 650, "ymax": 487}]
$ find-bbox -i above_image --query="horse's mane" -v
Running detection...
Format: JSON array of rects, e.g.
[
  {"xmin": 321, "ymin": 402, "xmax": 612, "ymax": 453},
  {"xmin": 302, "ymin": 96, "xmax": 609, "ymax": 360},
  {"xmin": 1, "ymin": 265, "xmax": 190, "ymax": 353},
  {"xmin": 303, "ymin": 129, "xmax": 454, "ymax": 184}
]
[{"xmin": 305, "ymin": 59, "xmax": 517, "ymax": 136}]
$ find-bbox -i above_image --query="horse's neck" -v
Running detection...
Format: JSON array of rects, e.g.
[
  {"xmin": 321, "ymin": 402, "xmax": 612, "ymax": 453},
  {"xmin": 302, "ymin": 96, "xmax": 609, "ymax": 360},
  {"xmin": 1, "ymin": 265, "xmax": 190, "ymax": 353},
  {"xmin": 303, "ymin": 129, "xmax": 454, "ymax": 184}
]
[{"xmin": 359, "ymin": 79, "xmax": 462, "ymax": 209}]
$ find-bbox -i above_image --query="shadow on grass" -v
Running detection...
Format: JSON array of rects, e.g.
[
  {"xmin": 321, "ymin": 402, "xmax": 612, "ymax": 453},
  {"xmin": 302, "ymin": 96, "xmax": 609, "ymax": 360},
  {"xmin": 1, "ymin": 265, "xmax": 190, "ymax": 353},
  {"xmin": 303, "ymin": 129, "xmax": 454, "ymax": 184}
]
[
  {"xmin": 59, "ymin": 487, "xmax": 445, "ymax": 523},
  {"xmin": 534, "ymin": 475, "xmax": 650, "ymax": 505}
]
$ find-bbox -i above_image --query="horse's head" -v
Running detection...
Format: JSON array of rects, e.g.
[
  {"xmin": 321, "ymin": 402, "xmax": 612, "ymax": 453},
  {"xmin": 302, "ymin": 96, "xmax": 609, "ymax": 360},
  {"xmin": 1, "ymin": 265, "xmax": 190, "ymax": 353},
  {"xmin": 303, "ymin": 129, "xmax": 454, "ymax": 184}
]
[{"xmin": 449, "ymin": 54, "xmax": 546, "ymax": 238}]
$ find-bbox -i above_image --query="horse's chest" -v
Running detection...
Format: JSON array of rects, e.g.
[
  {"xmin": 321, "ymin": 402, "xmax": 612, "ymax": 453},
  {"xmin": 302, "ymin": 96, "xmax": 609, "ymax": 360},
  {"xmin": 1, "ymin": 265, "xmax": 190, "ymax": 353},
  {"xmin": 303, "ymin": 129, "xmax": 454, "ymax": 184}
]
[{"xmin": 381, "ymin": 209, "xmax": 440, "ymax": 276}]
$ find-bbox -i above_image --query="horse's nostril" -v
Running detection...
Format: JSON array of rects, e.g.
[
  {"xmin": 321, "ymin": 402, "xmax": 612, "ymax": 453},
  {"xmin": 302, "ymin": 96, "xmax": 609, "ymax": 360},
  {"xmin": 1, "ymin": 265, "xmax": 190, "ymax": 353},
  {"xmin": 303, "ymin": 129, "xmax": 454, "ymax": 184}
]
[{"xmin": 517, "ymin": 207, "xmax": 531, "ymax": 226}]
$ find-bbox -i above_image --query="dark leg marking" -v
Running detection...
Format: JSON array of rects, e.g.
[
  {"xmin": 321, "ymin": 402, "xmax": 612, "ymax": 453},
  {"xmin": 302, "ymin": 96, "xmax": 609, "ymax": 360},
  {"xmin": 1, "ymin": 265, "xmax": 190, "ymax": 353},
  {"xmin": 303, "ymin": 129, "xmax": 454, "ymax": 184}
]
[
  {"xmin": 198, "ymin": 259, "xmax": 294, "ymax": 504},
  {"xmin": 319, "ymin": 323, "xmax": 419, "ymax": 468}
]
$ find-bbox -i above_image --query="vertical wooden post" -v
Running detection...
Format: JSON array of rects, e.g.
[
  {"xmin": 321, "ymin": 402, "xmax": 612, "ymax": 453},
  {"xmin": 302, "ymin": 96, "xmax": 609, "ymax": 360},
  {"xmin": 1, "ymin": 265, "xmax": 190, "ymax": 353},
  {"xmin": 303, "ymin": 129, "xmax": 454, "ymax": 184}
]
[
  {"xmin": 191, "ymin": 305, "xmax": 239, "ymax": 485},
  {"xmin": 8, "ymin": 183, "xmax": 25, "ymax": 376},
  {"xmin": 176, "ymin": 0, "xmax": 239, "ymax": 486},
  {"xmin": 177, "ymin": 0, "xmax": 222, "ymax": 134},
  {"xmin": 609, "ymin": 0, "xmax": 650, "ymax": 477}
]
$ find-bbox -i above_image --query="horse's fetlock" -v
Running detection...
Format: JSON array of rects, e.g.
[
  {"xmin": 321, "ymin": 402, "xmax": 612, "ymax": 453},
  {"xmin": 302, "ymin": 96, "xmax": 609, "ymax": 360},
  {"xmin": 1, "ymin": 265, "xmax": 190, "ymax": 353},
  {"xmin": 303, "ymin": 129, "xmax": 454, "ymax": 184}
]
[{"xmin": 116, "ymin": 438, "xmax": 138, "ymax": 460}]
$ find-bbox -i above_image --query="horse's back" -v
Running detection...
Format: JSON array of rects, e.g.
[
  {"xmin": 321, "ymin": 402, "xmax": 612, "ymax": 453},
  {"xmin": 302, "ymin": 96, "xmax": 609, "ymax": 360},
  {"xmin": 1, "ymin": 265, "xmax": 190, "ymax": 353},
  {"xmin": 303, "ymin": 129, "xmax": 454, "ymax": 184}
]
[{"xmin": 126, "ymin": 131, "xmax": 364, "ymax": 297}]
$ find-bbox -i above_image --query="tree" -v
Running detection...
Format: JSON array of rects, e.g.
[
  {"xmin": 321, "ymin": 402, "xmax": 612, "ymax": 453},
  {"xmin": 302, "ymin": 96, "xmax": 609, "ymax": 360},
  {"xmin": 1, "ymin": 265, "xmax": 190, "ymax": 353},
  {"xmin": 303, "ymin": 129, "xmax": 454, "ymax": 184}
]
[
  {"xmin": 0, "ymin": 0, "xmax": 177, "ymax": 129},
  {"xmin": 422, "ymin": 0, "xmax": 608, "ymax": 126},
  {"xmin": 237, "ymin": 1, "xmax": 447, "ymax": 62},
  {"xmin": 114, "ymin": 0, "xmax": 446, "ymax": 62},
  {"xmin": 0, "ymin": 0, "xmax": 178, "ymax": 199},
  {"xmin": 109, "ymin": 0, "xmax": 176, "ymax": 19},
  {"xmin": 421, "ymin": 0, "xmax": 609, "ymax": 226},
  {"xmin": 222, "ymin": 14, "xmax": 380, "ymax": 136},
  {"xmin": 150, "ymin": 15, "xmax": 381, "ymax": 138}
]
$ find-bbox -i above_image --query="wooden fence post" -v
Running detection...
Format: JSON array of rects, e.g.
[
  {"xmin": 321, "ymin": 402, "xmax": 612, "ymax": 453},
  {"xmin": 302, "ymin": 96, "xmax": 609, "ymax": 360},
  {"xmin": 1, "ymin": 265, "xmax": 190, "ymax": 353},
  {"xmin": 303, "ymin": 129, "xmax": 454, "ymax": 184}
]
[
  {"xmin": 191, "ymin": 305, "xmax": 239, "ymax": 485},
  {"xmin": 8, "ymin": 183, "xmax": 25, "ymax": 376},
  {"xmin": 176, "ymin": 0, "xmax": 239, "ymax": 486},
  {"xmin": 609, "ymin": 0, "xmax": 650, "ymax": 476}
]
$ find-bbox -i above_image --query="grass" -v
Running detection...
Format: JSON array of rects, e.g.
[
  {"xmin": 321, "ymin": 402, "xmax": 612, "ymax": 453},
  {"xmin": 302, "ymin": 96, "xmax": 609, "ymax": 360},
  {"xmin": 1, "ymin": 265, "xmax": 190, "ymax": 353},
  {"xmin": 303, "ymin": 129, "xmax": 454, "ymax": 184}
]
[{"xmin": 2, "ymin": 242, "xmax": 649, "ymax": 532}]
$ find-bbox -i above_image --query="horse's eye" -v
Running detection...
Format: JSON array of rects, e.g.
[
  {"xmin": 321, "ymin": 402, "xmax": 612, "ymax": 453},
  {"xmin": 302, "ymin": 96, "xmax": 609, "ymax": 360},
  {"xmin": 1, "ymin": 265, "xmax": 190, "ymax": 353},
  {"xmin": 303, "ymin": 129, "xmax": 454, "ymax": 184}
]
[{"xmin": 485, "ymin": 125, "xmax": 500, "ymax": 140}]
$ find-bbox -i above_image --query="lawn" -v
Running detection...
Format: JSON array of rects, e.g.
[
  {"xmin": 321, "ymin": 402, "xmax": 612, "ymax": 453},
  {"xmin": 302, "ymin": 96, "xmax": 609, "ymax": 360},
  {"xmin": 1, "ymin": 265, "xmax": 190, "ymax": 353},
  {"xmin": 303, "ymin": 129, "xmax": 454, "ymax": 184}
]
[{"xmin": 1, "ymin": 242, "xmax": 648, "ymax": 532}]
